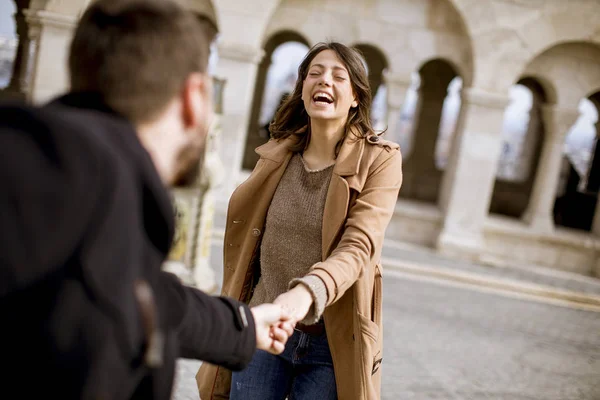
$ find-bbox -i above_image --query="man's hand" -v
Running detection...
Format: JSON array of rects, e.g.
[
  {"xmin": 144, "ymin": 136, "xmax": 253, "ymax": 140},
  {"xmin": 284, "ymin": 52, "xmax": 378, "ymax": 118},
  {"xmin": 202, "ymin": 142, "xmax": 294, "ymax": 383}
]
[
  {"xmin": 250, "ymin": 304, "xmax": 295, "ymax": 355},
  {"xmin": 273, "ymin": 285, "xmax": 313, "ymax": 322}
]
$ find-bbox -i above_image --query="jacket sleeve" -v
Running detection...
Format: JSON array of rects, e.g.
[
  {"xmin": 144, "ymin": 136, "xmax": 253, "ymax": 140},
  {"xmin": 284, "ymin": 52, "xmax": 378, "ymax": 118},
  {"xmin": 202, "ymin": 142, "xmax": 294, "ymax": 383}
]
[
  {"xmin": 306, "ymin": 149, "xmax": 403, "ymax": 306},
  {"xmin": 159, "ymin": 271, "xmax": 256, "ymax": 370}
]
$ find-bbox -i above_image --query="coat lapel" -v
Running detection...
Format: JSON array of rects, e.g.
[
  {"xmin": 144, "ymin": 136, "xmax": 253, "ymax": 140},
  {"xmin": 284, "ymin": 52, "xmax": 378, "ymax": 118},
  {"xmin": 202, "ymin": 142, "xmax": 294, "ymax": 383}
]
[
  {"xmin": 226, "ymin": 136, "xmax": 296, "ymax": 235},
  {"xmin": 322, "ymin": 132, "xmax": 365, "ymax": 260}
]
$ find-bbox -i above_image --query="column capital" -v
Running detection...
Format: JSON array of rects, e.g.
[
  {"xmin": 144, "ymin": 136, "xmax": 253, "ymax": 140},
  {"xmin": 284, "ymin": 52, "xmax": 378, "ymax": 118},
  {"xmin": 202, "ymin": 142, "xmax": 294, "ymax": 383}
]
[
  {"xmin": 541, "ymin": 104, "xmax": 580, "ymax": 140},
  {"xmin": 383, "ymin": 71, "xmax": 411, "ymax": 109},
  {"xmin": 383, "ymin": 70, "xmax": 411, "ymax": 87},
  {"xmin": 461, "ymin": 87, "xmax": 510, "ymax": 110},
  {"xmin": 24, "ymin": 9, "xmax": 77, "ymax": 37},
  {"xmin": 217, "ymin": 41, "xmax": 265, "ymax": 65}
]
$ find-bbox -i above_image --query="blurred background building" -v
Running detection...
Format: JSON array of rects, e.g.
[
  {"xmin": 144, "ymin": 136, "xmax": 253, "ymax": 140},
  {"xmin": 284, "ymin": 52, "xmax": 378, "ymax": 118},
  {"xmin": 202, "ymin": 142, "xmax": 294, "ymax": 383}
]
[{"xmin": 1, "ymin": 0, "xmax": 599, "ymax": 279}]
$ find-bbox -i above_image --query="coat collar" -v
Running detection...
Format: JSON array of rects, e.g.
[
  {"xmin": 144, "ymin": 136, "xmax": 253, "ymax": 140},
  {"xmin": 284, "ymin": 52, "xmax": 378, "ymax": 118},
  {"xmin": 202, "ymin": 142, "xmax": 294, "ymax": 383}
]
[
  {"xmin": 50, "ymin": 92, "xmax": 176, "ymax": 255},
  {"xmin": 255, "ymin": 127, "xmax": 365, "ymax": 177}
]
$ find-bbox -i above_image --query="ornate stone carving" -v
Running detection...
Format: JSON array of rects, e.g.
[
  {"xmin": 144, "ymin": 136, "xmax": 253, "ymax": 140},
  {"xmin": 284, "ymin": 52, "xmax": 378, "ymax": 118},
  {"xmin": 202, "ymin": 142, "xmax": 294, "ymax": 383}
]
[{"xmin": 164, "ymin": 77, "xmax": 227, "ymax": 293}]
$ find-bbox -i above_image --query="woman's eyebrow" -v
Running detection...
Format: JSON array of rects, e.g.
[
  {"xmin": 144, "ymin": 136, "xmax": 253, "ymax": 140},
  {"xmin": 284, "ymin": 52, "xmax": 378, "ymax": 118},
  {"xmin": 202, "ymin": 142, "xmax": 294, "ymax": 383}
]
[{"xmin": 310, "ymin": 63, "xmax": 348, "ymax": 73}]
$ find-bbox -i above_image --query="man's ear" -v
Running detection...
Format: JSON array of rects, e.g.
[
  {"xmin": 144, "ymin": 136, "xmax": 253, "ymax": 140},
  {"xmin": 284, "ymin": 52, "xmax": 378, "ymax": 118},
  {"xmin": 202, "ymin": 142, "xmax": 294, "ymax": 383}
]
[{"xmin": 182, "ymin": 72, "xmax": 208, "ymax": 130}]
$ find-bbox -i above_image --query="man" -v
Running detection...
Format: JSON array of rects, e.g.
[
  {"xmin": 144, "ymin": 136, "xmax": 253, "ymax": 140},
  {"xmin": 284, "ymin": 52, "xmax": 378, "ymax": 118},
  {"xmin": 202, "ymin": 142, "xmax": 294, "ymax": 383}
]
[{"xmin": 0, "ymin": 0, "xmax": 293, "ymax": 399}]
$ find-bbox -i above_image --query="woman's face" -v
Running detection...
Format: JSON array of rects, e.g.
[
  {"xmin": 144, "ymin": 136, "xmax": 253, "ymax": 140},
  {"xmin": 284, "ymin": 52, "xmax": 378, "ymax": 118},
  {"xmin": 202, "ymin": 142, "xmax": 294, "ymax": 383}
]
[{"xmin": 301, "ymin": 49, "xmax": 358, "ymax": 124}]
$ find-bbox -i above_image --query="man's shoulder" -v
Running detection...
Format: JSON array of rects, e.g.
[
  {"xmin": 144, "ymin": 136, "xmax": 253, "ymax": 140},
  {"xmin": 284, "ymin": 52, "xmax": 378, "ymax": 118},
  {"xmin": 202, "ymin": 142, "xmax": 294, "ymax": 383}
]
[
  {"xmin": 2, "ymin": 99, "xmax": 134, "ymax": 166},
  {"xmin": 0, "ymin": 100, "xmax": 129, "ymax": 196}
]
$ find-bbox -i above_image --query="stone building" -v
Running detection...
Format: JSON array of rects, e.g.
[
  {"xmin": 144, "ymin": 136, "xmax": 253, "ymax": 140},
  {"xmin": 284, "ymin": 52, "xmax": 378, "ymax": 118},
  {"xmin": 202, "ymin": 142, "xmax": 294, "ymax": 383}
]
[{"xmin": 2, "ymin": 0, "xmax": 600, "ymax": 278}]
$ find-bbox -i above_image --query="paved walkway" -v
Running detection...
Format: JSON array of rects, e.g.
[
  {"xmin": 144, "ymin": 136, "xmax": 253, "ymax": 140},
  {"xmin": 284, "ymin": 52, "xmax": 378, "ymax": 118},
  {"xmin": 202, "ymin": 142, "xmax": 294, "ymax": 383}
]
[
  {"xmin": 381, "ymin": 241, "xmax": 600, "ymax": 298},
  {"xmin": 170, "ymin": 233, "xmax": 600, "ymax": 400},
  {"xmin": 172, "ymin": 264, "xmax": 600, "ymax": 400}
]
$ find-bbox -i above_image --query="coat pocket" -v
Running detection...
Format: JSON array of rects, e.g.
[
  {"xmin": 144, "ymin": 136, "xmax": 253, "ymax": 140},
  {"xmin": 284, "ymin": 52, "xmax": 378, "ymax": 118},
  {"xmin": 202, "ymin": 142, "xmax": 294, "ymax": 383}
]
[
  {"xmin": 358, "ymin": 312, "xmax": 379, "ymax": 344},
  {"xmin": 357, "ymin": 311, "xmax": 381, "ymax": 381}
]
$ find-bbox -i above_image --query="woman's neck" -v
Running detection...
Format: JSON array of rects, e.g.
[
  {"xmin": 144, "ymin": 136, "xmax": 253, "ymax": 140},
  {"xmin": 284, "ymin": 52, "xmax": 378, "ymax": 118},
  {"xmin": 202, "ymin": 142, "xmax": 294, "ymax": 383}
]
[{"xmin": 303, "ymin": 119, "xmax": 346, "ymax": 167}]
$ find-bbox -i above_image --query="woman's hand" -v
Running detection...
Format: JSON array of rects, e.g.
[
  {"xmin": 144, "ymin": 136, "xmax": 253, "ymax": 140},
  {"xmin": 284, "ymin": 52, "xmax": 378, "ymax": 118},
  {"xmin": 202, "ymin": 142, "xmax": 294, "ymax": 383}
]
[{"xmin": 273, "ymin": 285, "xmax": 314, "ymax": 322}]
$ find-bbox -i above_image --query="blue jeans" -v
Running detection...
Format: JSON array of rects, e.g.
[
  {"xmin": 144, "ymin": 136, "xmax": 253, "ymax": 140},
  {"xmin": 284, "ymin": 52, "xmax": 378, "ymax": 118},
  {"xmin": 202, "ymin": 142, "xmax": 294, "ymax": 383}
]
[{"xmin": 230, "ymin": 328, "xmax": 337, "ymax": 400}]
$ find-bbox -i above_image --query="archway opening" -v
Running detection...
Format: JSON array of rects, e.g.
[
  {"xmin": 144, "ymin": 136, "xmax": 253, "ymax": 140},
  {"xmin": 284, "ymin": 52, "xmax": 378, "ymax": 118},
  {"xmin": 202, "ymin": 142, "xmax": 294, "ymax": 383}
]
[
  {"xmin": 242, "ymin": 32, "xmax": 309, "ymax": 171},
  {"xmin": 490, "ymin": 78, "xmax": 547, "ymax": 218},
  {"xmin": 398, "ymin": 58, "xmax": 461, "ymax": 204},
  {"xmin": 353, "ymin": 43, "xmax": 388, "ymax": 131},
  {"xmin": 553, "ymin": 94, "xmax": 599, "ymax": 231},
  {"xmin": 0, "ymin": 0, "xmax": 27, "ymax": 97}
]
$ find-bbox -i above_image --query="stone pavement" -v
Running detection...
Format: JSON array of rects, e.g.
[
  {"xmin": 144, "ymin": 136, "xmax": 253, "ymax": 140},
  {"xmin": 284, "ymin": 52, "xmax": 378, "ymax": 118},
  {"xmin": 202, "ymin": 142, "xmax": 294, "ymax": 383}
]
[
  {"xmin": 380, "ymin": 241, "xmax": 600, "ymax": 298},
  {"xmin": 172, "ymin": 270, "xmax": 600, "ymax": 400},
  {"xmin": 170, "ymin": 237, "xmax": 600, "ymax": 400}
]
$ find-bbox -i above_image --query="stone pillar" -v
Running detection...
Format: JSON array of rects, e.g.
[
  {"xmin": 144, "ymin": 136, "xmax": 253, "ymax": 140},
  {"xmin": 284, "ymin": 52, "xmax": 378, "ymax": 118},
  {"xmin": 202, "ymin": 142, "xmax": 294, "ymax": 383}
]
[
  {"xmin": 383, "ymin": 72, "xmax": 411, "ymax": 144},
  {"xmin": 436, "ymin": 88, "xmax": 510, "ymax": 259},
  {"xmin": 24, "ymin": 9, "xmax": 77, "ymax": 103},
  {"xmin": 400, "ymin": 82, "xmax": 450, "ymax": 203},
  {"xmin": 213, "ymin": 41, "xmax": 264, "ymax": 204},
  {"xmin": 164, "ymin": 77, "xmax": 227, "ymax": 293},
  {"xmin": 522, "ymin": 105, "xmax": 579, "ymax": 233},
  {"xmin": 4, "ymin": 7, "xmax": 31, "ymax": 98},
  {"xmin": 590, "ymin": 122, "xmax": 600, "ymax": 237},
  {"xmin": 592, "ymin": 199, "xmax": 600, "ymax": 236}
]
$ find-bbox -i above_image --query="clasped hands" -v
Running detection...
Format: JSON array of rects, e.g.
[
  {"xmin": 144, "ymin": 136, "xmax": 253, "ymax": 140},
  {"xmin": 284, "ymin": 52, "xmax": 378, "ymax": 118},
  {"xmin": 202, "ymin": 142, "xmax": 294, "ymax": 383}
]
[{"xmin": 250, "ymin": 285, "xmax": 314, "ymax": 355}]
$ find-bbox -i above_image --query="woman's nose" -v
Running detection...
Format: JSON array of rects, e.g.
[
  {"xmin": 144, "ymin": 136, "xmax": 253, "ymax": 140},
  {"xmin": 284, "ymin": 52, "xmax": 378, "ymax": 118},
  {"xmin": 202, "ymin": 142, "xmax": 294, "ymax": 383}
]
[{"xmin": 318, "ymin": 72, "xmax": 332, "ymax": 86}]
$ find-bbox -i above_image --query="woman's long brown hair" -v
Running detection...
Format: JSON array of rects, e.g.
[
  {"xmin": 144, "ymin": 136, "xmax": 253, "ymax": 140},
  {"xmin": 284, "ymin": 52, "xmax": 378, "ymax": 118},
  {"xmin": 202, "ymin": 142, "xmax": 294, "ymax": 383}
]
[{"xmin": 269, "ymin": 41, "xmax": 379, "ymax": 157}]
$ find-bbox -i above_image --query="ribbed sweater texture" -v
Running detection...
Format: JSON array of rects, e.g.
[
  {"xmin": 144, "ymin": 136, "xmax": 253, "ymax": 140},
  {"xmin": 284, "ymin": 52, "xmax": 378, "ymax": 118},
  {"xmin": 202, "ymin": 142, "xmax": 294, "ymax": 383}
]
[{"xmin": 248, "ymin": 153, "xmax": 332, "ymax": 324}]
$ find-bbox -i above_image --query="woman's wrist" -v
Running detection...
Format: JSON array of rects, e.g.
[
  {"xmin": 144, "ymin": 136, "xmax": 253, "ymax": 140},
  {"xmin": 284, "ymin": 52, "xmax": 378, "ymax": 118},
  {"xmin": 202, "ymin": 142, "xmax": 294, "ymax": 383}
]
[{"xmin": 291, "ymin": 284, "xmax": 314, "ymax": 308}]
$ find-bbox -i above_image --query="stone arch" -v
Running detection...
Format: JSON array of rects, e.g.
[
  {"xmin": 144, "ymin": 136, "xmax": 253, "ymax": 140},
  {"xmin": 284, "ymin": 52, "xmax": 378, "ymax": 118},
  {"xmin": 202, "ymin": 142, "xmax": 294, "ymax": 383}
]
[
  {"xmin": 448, "ymin": 0, "xmax": 600, "ymax": 93},
  {"xmin": 264, "ymin": 0, "xmax": 474, "ymax": 88},
  {"xmin": 522, "ymin": 41, "xmax": 600, "ymax": 108},
  {"xmin": 241, "ymin": 30, "xmax": 310, "ymax": 170},
  {"xmin": 399, "ymin": 57, "xmax": 461, "ymax": 204},
  {"xmin": 489, "ymin": 77, "xmax": 549, "ymax": 219}
]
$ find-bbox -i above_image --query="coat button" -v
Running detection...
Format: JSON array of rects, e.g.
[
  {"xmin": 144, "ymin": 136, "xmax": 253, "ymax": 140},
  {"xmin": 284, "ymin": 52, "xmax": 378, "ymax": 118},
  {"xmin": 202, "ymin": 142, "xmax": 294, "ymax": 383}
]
[
  {"xmin": 367, "ymin": 135, "xmax": 380, "ymax": 143},
  {"xmin": 252, "ymin": 228, "xmax": 261, "ymax": 237}
]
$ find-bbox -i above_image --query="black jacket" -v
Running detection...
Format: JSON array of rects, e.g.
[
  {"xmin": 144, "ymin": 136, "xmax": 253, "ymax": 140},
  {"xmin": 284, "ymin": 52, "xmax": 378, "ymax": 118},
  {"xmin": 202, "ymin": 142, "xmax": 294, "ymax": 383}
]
[{"xmin": 0, "ymin": 93, "xmax": 255, "ymax": 399}]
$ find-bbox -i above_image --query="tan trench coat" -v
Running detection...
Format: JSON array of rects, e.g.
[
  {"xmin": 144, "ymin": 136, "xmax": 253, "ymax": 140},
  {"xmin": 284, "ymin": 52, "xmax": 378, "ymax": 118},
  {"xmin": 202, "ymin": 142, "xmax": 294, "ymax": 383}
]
[{"xmin": 196, "ymin": 131, "xmax": 403, "ymax": 399}]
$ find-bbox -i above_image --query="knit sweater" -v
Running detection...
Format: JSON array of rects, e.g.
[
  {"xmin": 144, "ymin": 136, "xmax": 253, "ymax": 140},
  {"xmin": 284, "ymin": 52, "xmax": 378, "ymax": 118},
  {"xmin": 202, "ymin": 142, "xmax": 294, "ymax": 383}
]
[{"xmin": 248, "ymin": 153, "xmax": 332, "ymax": 324}]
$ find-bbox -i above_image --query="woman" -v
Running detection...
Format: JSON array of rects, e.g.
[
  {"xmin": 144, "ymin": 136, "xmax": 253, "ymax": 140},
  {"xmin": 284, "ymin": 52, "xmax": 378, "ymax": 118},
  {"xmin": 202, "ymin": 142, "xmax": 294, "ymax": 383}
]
[{"xmin": 196, "ymin": 41, "xmax": 402, "ymax": 400}]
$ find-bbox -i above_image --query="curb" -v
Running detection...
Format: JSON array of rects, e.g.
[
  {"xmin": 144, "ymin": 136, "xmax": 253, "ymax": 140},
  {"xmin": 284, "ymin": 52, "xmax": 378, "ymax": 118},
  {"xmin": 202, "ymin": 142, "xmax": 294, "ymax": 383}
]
[{"xmin": 381, "ymin": 257, "xmax": 600, "ymax": 312}]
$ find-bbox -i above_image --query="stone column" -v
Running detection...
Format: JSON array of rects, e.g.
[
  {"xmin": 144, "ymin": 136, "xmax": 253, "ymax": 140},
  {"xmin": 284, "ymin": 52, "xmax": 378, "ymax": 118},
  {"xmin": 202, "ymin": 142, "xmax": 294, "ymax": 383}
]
[
  {"xmin": 592, "ymin": 199, "xmax": 600, "ymax": 236},
  {"xmin": 4, "ymin": 7, "xmax": 31, "ymax": 98},
  {"xmin": 591, "ymin": 122, "xmax": 600, "ymax": 237},
  {"xmin": 24, "ymin": 9, "xmax": 77, "ymax": 103},
  {"xmin": 164, "ymin": 77, "xmax": 227, "ymax": 293},
  {"xmin": 522, "ymin": 105, "xmax": 580, "ymax": 232},
  {"xmin": 213, "ymin": 41, "xmax": 264, "ymax": 204},
  {"xmin": 383, "ymin": 72, "xmax": 411, "ymax": 144},
  {"xmin": 400, "ymin": 82, "xmax": 450, "ymax": 203},
  {"xmin": 436, "ymin": 87, "xmax": 510, "ymax": 259}
]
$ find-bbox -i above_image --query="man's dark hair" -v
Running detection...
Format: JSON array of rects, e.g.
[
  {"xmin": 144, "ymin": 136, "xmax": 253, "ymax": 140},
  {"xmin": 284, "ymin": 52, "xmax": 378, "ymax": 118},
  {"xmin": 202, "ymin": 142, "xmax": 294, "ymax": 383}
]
[{"xmin": 69, "ymin": 0, "xmax": 218, "ymax": 124}]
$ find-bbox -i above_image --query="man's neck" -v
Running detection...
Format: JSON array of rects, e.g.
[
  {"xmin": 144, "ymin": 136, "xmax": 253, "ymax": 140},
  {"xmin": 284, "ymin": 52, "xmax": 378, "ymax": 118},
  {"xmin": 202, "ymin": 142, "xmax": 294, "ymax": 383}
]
[{"xmin": 137, "ymin": 121, "xmax": 177, "ymax": 185}]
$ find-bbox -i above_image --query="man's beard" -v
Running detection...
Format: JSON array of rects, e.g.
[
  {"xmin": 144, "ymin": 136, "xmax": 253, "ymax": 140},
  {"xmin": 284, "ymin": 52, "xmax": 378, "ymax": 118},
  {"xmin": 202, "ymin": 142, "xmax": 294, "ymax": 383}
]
[{"xmin": 171, "ymin": 141, "xmax": 206, "ymax": 188}]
